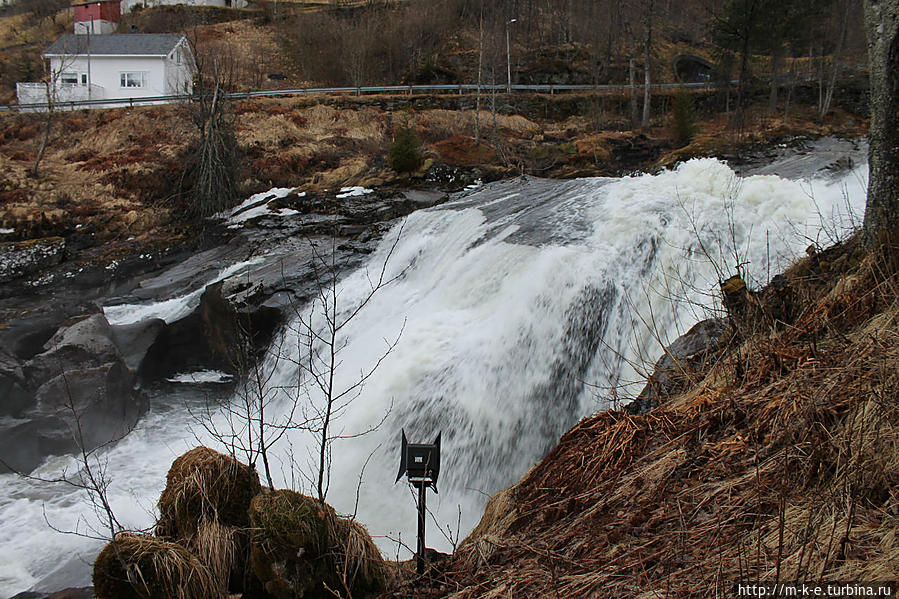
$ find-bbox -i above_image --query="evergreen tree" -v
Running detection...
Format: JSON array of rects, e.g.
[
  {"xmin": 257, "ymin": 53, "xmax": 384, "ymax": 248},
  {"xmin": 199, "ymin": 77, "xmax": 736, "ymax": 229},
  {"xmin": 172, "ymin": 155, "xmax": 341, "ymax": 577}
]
[{"xmin": 387, "ymin": 125, "xmax": 422, "ymax": 173}]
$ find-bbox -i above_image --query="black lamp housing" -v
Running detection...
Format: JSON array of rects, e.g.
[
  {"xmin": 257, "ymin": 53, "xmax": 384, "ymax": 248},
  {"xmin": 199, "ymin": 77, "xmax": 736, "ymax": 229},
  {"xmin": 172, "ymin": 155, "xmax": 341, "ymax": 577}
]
[{"xmin": 396, "ymin": 429, "xmax": 441, "ymax": 491}]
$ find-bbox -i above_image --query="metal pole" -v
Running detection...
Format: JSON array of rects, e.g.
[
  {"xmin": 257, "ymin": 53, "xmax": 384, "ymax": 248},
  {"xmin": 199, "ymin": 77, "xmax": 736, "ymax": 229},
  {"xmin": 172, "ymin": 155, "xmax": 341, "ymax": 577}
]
[
  {"xmin": 416, "ymin": 483, "xmax": 425, "ymax": 575},
  {"xmin": 87, "ymin": 19, "xmax": 92, "ymax": 101},
  {"xmin": 505, "ymin": 18, "xmax": 517, "ymax": 93}
]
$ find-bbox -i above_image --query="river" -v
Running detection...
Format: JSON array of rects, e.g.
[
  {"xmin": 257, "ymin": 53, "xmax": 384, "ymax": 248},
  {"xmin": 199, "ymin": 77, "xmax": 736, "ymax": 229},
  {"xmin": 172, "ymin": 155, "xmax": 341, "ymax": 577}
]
[{"xmin": 0, "ymin": 144, "xmax": 869, "ymax": 596}]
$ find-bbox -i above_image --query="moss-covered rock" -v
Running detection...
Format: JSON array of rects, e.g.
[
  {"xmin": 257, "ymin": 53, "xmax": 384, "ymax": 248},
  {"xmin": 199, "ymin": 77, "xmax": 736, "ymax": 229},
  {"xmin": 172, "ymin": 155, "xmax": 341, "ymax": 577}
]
[
  {"xmin": 92, "ymin": 532, "xmax": 218, "ymax": 599},
  {"xmin": 155, "ymin": 447, "xmax": 262, "ymax": 596},
  {"xmin": 249, "ymin": 490, "xmax": 335, "ymax": 599},
  {"xmin": 156, "ymin": 446, "xmax": 261, "ymax": 541},
  {"xmin": 248, "ymin": 490, "xmax": 390, "ymax": 599}
]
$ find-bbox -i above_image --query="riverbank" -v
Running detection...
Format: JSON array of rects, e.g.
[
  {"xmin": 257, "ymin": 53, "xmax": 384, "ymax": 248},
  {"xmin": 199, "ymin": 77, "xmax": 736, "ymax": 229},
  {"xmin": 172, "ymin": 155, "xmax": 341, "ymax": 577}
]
[
  {"xmin": 387, "ymin": 227, "xmax": 899, "ymax": 597},
  {"xmin": 0, "ymin": 88, "xmax": 867, "ymax": 253}
]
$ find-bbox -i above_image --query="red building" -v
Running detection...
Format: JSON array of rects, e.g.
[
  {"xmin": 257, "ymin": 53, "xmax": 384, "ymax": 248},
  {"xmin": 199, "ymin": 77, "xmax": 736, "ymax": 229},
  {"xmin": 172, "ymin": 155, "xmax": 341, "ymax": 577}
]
[{"xmin": 72, "ymin": 0, "xmax": 120, "ymax": 35}]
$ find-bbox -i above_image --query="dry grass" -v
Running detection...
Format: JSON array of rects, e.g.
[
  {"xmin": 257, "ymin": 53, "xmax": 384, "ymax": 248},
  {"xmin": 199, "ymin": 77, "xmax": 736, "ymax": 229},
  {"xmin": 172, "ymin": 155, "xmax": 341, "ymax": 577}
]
[
  {"xmin": 93, "ymin": 532, "xmax": 221, "ymax": 599},
  {"xmin": 156, "ymin": 446, "xmax": 262, "ymax": 542},
  {"xmin": 388, "ymin": 234, "xmax": 899, "ymax": 598},
  {"xmin": 330, "ymin": 516, "xmax": 393, "ymax": 593}
]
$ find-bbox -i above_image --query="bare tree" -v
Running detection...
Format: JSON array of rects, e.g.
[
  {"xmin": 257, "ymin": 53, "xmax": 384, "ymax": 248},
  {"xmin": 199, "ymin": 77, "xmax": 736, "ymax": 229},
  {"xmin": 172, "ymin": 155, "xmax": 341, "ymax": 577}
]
[
  {"xmin": 819, "ymin": 0, "xmax": 853, "ymax": 119},
  {"xmin": 288, "ymin": 226, "xmax": 406, "ymax": 504},
  {"xmin": 179, "ymin": 33, "xmax": 240, "ymax": 218},
  {"xmin": 30, "ymin": 33, "xmax": 79, "ymax": 177},
  {"xmin": 642, "ymin": 0, "xmax": 655, "ymax": 128}
]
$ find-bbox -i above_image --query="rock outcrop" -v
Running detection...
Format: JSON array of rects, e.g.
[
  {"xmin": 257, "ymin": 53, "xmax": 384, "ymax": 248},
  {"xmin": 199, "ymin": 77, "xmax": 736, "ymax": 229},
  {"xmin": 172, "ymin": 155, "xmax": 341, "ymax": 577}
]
[
  {"xmin": 627, "ymin": 317, "xmax": 727, "ymax": 415},
  {"xmin": 0, "ymin": 314, "xmax": 148, "ymax": 473}
]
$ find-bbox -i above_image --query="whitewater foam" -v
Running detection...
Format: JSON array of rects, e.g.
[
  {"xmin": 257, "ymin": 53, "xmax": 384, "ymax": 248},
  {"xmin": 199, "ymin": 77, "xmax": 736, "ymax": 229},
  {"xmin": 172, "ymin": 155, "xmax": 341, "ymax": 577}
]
[{"xmin": 0, "ymin": 159, "xmax": 868, "ymax": 595}]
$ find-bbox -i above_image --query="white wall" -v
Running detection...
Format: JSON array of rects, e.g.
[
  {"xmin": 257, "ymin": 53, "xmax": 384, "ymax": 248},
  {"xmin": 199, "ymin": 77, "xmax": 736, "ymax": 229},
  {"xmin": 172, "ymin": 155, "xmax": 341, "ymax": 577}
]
[
  {"xmin": 74, "ymin": 19, "xmax": 118, "ymax": 35},
  {"xmin": 49, "ymin": 49, "xmax": 193, "ymax": 100},
  {"xmin": 163, "ymin": 42, "xmax": 194, "ymax": 95},
  {"xmin": 121, "ymin": 0, "xmax": 247, "ymax": 12}
]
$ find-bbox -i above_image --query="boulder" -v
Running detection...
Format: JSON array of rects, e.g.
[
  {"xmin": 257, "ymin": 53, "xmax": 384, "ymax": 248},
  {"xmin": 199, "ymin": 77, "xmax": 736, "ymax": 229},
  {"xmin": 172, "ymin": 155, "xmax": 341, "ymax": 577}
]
[
  {"xmin": 140, "ymin": 283, "xmax": 241, "ymax": 381},
  {"xmin": 109, "ymin": 317, "xmax": 166, "ymax": 371},
  {"xmin": 25, "ymin": 314, "xmax": 120, "ymax": 385},
  {"xmin": 156, "ymin": 446, "xmax": 262, "ymax": 541},
  {"xmin": 139, "ymin": 283, "xmax": 281, "ymax": 382},
  {"xmin": 0, "ymin": 313, "xmax": 148, "ymax": 473},
  {"xmin": 156, "ymin": 447, "xmax": 262, "ymax": 596},
  {"xmin": 1, "ymin": 362, "xmax": 147, "ymax": 472},
  {"xmin": 0, "ymin": 349, "xmax": 30, "ymax": 417},
  {"xmin": 249, "ymin": 490, "xmax": 389, "ymax": 599},
  {"xmin": 249, "ymin": 490, "xmax": 336, "ymax": 599},
  {"xmin": 628, "ymin": 318, "xmax": 728, "ymax": 415}
]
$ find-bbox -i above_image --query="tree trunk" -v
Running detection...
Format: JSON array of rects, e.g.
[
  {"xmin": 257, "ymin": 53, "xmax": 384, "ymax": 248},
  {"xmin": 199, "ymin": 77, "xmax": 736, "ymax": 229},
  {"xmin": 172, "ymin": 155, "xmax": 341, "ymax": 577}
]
[
  {"xmin": 769, "ymin": 48, "xmax": 780, "ymax": 113},
  {"xmin": 474, "ymin": 14, "xmax": 483, "ymax": 144},
  {"xmin": 641, "ymin": 0, "xmax": 654, "ymax": 129},
  {"xmin": 629, "ymin": 57, "xmax": 639, "ymax": 128},
  {"xmin": 820, "ymin": 0, "xmax": 852, "ymax": 120},
  {"xmin": 863, "ymin": 0, "xmax": 899, "ymax": 238},
  {"xmin": 31, "ymin": 80, "xmax": 55, "ymax": 177}
]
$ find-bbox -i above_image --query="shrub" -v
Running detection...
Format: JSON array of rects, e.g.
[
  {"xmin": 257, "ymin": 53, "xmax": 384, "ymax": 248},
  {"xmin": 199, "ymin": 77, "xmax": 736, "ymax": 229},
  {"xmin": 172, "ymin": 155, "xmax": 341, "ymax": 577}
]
[
  {"xmin": 672, "ymin": 87, "xmax": 698, "ymax": 145},
  {"xmin": 387, "ymin": 125, "xmax": 422, "ymax": 173}
]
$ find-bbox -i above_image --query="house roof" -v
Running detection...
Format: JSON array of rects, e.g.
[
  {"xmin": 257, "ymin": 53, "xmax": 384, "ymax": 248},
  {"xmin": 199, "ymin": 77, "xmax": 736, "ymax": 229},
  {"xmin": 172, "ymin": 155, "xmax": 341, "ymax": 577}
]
[{"xmin": 44, "ymin": 34, "xmax": 186, "ymax": 57}]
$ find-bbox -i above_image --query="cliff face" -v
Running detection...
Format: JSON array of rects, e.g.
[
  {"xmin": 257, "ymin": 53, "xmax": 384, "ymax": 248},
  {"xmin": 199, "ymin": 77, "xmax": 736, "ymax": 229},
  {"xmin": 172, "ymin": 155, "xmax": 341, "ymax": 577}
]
[{"xmin": 391, "ymin": 233, "xmax": 899, "ymax": 598}]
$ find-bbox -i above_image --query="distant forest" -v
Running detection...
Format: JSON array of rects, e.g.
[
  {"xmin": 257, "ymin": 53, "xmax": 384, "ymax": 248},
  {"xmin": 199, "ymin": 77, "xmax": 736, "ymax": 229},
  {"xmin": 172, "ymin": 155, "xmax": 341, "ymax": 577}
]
[{"xmin": 252, "ymin": 0, "xmax": 866, "ymax": 91}]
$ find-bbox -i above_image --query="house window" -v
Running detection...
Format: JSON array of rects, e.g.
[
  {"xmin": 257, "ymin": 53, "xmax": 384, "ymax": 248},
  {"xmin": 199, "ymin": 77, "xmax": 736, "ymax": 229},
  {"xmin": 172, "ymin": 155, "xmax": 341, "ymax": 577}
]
[
  {"xmin": 120, "ymin": 72, "xmax": 148, "ymax": 88},
  {"xmin": 81, "ymin": 73, "xmax": 88, "ymax": 85},
  {"xmin": 60, "ymin": 72, "xmax": 78, "ymax": 85}
]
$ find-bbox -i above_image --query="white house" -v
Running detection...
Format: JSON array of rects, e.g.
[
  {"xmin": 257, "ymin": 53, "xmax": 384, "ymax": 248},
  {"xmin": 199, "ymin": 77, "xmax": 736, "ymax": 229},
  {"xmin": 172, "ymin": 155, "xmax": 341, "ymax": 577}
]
[
  {"xmin": 17, "ymin": 33, "xmax": 195, "ymax": 110},
  {"xmin": 121, "ymin": 0, "xmax": 247, "ymax": 11}
]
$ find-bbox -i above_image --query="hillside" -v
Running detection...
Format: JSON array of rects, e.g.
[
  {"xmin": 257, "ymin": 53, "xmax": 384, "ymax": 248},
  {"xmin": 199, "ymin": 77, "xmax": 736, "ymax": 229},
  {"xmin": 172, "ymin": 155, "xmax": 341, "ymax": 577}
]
[
  {"xmin": 0, "ymin": 90, "xmax": 868, "ymax": 253},
  {"xmin": 0, "ymin": 0, "xmax": 869, "ymax": 101},
  {"xmin": 387, "ymin": 233, "xmax": 899, "ymax": 597}
]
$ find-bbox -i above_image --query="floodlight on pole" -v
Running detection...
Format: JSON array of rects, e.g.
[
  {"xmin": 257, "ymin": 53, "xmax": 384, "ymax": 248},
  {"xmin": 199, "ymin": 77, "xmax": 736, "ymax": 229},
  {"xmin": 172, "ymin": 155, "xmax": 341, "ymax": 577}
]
[{"xmin": 396, "ymin": 429, "xmax": 441, "ymax": 575}]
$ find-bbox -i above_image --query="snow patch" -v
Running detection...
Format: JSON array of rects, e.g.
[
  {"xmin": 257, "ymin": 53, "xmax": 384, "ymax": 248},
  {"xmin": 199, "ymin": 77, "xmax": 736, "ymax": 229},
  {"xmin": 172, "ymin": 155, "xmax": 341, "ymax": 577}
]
[
  {"xmin": 166, "ymin": 370, "xmax": 234, "ymax": 384},
  {"xmin": 336, "ymin": 187, "xmax": 373, "ymax": 199},
  {"xmin": 216, "ymin": 187, "xmax": 303, "ymax": 225}
]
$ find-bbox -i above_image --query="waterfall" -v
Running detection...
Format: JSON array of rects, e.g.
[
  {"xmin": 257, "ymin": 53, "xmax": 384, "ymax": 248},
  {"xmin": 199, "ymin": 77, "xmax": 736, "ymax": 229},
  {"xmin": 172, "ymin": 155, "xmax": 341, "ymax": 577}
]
[{"xmin": 0, "ymin": 158, "xmax": 867, "ymax": 595}]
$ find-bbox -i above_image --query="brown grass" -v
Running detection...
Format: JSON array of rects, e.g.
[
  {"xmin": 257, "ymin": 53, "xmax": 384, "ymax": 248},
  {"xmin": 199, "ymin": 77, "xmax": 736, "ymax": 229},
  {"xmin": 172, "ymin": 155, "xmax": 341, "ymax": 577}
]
[
  {"xmin": 93, "ymin": 532, "xmax": 220, "ymax": 599},
  {"xmin": 156, "ymin": 446, "xmax": 262, "ymax": 542},
  {"xmin": 388, "ymin": 234, "xmax": 899, "ymax": 598}
]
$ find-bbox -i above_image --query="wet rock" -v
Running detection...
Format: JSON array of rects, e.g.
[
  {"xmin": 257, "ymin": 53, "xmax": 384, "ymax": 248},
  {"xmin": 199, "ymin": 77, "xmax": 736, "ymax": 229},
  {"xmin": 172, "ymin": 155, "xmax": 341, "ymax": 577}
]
[
  {"xmin": 140, "ymin": 282, "xmax": 280, "ymax": 382},
  {"xmin": 0, "ymin": 237, "xmax": 66, "ymax": 283},
  {"xmin": 109, "ymin": 317, "xmax": 166, "ymax": 372},
  {"xmin": 9, "ymin": 588, "xmax": 94, "ymax": 599},
  {"xmin": 0, "ymin": 349, "xmax": 30, "ymax": 417},
  {"xmin": 628, "ymin": 318, "xmax": 727, "ymax": 415},
  {"xmin": 25, "ymin": 314, "xmax": 120, "ymax": 384},
  {"xmin": 1, "ymin": 361, "xmax": 147, "ymax": 473},
  {"xmin": 1, "ymin": 313, "xmax": 148, "ymax": 473}
]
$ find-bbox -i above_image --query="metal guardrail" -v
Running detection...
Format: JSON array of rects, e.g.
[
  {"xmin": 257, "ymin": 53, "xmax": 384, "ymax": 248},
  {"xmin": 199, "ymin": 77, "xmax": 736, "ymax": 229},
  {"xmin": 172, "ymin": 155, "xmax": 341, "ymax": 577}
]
[{"xmin": 1, "ymin": 81, "xmax": 720, "ymax": 112}]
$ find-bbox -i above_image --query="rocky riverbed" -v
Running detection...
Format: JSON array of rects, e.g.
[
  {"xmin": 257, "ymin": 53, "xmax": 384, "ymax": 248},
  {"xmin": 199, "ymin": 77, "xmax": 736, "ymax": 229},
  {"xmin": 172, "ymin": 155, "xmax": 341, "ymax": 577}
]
[{"xmin": 0, "ymin": 185, "xmax": 446, "ymax": 476}]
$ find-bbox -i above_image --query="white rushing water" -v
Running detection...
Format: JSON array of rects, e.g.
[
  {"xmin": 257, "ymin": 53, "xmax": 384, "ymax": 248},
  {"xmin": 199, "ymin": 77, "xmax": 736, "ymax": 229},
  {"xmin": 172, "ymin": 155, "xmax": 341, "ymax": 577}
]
[{"xmin": 0, "ymin": 159, "xmax": 867, "ymax": 595}]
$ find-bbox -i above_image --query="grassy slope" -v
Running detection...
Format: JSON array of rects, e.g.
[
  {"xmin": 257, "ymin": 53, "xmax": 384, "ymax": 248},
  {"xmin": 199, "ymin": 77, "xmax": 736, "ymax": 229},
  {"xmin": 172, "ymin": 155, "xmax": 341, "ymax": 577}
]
[
  {"xmin": 0, "ymin": 89, "xmax": 868, "ymax": 256},
  {"xmin": 387, "ymin": 234, "xmax": 899, "ymax": 598}
]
